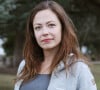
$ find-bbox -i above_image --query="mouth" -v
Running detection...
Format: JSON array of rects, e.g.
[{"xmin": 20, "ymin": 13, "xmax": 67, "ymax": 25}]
[{"xmin": 41, "ymin": 38, "xmax": 53, "ymax": 43}]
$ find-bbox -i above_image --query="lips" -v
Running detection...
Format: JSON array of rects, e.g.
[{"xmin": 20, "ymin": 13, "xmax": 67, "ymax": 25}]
[{"xmin": 42, "ymin": 38, "xmax": 53, "ymax": 43}]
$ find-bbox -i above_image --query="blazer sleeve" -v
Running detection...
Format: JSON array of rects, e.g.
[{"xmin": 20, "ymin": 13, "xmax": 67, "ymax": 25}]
[
  {"xmin": 16, "ymin": 60, "xmax": 25, "ymax": 76},
  {"xmin": 77, "ymin": 62, "xmax": 97, "ymax": 90},
  {"xmin": 14, "ymin": 60, "xmax": 25, "ymax": 90}
]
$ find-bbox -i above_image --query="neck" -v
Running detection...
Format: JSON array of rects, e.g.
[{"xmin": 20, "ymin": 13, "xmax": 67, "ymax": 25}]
[
  {"xmin": 39, "ymin": 47, "xmax": 59, "ymax": 74},
  {"xmin": 43, "ymin": 47, "xmax": 59, "ymax": 62}
]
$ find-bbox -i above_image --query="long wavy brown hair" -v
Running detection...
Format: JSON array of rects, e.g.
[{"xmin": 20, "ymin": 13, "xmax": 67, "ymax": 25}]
[{"xmin": 17, "ymin": 1, "xmax": 86, "ymax": 82}]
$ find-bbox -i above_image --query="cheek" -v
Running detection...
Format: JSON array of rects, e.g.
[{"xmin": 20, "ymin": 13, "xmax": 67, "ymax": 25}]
[
  {"xmin": 58, "ymin": 30, "xmax": 62, "ymax": 42},
  {"xmin": 57, "ymin": 29, "xmax": 62, "ymax": 38},
  {"xmin": 54, "ymin": 29, "xmax": 62, "ymax": 42},
  {"xmin": 34, "ymin": 32, "xmax": 40, "ymax": 42},
  {"xmin": 59, "ymin": 31, "xmax": 62, "ymax": 42}
]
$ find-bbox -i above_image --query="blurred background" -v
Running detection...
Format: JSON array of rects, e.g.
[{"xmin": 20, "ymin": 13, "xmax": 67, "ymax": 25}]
[{"xmin": 0, "ymin": 0, "xmax": 100, "ymax": 90}]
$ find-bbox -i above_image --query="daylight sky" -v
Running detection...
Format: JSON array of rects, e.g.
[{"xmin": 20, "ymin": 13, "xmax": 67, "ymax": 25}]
[{"xmin": 0, "ymin": 39, "xmax": 5, "ymax": 55}]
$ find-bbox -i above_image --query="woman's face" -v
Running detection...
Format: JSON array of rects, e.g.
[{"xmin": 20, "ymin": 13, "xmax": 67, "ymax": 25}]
[{"xmin": 33, "ymin": 9, "xmax": 62, "ymax": 50}]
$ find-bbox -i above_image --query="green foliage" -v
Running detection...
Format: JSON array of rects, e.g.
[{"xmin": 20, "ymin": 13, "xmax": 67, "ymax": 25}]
[
  {"xmin": 0, "ymin": 0, "xmax": 15, "ymax": 37},
  {"xmin": 2, "ymin": 35, "xmax": 15, "ymax": 56}
]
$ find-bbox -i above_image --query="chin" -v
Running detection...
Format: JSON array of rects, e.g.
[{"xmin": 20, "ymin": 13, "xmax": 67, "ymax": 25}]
[
  {"xmin": 42, "ymin": 47, "xmax": 54, "ymax": 50},
  {"xmin": 40, "ymin": 43, "xmax": 60, "ymax": 51},
  {"xmin": 42, "ymin": 45, "xmax": 59, "ymax": 51}
]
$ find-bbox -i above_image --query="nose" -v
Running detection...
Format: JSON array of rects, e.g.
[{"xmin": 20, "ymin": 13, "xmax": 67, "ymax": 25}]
[{"xmin": 42, "ymin": 26, "xmax": 49, "ymax": 36}]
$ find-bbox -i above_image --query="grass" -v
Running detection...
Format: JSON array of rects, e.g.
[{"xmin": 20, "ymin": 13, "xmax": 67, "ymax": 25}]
[
  {"xmin": 91, "ymin": 64, "xmax": 100, "ymax": 90},
  {"xmin": 0, "ymin": 64, "xmax": 100, "ymax": 90},
  {"xmin": 0, "ymin": 74, "xmax": 15, "ymax": 90}
]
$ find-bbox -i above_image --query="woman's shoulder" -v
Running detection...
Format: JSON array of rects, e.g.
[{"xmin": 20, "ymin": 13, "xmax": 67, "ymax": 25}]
[
  {"xmin": 70, "ymin": 58, "xmax": 90, "ymax": 76},
  {"xmin": 18, "ymin": 60, "xmax": 25, "ymax": 70},
  {"xmin": 19, "ymin": 60, "xmax": 25, "ymax": 66},
  {"xmin": 17, "ymin": 59, "xmax": 25, "ymax": 75},
  {"xmin": 74, "ymin": 59, "xmax": 89, "ymax": 69},
  {"xmin": 73, "ymin": 59, "xmax": 97, "ymax": 90}
]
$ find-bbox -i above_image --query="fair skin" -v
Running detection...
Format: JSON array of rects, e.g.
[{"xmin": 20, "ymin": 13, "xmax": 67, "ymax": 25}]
[{"xmin": 33, "ymin": 9, "xmax": 62, "ymax": 74}]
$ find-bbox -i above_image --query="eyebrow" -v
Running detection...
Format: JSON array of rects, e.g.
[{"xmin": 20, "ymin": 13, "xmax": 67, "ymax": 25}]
[{"xmin": 33, "ymin": 21, "xmax": 55, "ymax": 26}]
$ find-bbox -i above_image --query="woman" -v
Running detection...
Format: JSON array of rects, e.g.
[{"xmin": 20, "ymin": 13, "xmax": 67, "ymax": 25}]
[{"xmin": 14, "ymin": 1, "xmax": 97, "ymax": 90}]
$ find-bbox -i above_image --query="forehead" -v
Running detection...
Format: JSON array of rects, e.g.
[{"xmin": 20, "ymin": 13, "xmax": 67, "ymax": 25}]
[{"xmin": 33, "ymin": 9, "xmax": 59, "ymax": 25}]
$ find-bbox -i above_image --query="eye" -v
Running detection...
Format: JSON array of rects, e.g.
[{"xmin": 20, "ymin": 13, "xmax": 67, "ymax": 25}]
[
  {"xmin": 48, "ymin": 23, "xmax": 56, "ymax": 28},
  {"xmin": 34, "ymin": 26, "xmax": 42, "ymax": 31}
]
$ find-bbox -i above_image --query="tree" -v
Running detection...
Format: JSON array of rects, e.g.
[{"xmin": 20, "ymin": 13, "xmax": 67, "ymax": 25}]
[
  {"xmin": 0, "ymin": 0, "xmax": 42, "ymax": 67},
  {"xmin": 71, "ymin": 0, "xmax": 100, "ymax": 60}
]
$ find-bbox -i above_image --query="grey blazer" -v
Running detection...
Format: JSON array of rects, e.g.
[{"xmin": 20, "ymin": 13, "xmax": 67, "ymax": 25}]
[{"xmin": 14, "ymin": 59, "xmax": 97, "ymax": 90}]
